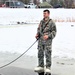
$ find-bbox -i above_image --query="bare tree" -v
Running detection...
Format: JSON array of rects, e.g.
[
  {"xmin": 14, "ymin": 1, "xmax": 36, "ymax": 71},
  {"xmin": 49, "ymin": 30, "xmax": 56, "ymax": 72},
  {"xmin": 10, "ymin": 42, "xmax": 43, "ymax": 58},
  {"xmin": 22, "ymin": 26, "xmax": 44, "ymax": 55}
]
[
  {"xmin": 43, "ymin": 0, "xmax": 46, "ymax": 2},
  {"xmin": 33, "ymin": 0, "xmax": 40, "ymax": 5},
  {"xmin": 64, "ymin": 0, "xmax": 74, "ymax": 8},
  {"xmin": 33, "ymin": 0, "xmax": 37, "ymax": 4},
  {"xmin": 21, "ymin": 0, "xmax": 30, "ymax": 4}
]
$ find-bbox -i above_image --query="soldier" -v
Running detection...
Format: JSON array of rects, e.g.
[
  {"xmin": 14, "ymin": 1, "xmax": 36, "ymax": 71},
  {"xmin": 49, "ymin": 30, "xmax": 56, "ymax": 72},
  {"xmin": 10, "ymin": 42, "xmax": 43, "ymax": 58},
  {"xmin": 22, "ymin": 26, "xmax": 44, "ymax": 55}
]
[{"xmin": 34, "ymin": 9, "xmax": 57, "ymax": 74}]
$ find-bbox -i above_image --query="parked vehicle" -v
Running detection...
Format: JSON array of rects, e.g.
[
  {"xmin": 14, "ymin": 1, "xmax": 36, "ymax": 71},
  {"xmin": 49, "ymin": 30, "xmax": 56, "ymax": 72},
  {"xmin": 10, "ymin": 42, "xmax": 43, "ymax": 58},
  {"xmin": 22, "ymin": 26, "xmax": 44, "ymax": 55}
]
[
  {"xmin": 53, "ymin": 4, "xmax": 62, "ymax": 8},
  {"xmin": 5, "ymin": 1, "xmax": 26, "ymax": 8},
  {"xmin": 26, "ymin": 3, "xmax": 37, "ymax": 8},
  {"xmin": 0, "ymin": 0, "xmax": 37, "ymax": 8}
]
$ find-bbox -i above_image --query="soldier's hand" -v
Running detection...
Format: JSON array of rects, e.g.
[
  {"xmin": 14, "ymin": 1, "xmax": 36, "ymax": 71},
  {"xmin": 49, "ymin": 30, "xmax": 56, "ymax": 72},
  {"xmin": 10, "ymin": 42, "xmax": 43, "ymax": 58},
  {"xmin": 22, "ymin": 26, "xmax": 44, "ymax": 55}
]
[
  {"xmin": 35, "ymin": 34, "xmax": 39, "ymax": 39},
  {"xmin": 43, "ymin": 35, "xmax": 48, "ymax": 40}
]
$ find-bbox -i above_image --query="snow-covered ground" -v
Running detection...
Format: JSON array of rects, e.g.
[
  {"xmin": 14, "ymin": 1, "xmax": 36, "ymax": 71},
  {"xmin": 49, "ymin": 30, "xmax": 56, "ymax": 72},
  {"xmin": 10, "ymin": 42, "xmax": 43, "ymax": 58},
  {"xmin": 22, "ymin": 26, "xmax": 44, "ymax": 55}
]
[
  {"xmin": 53, "ymin": 22, "xmax": 75, "ymax": 59},
  {"xmin": 0, "ymin": 8, "xmax": 75, "ymax": 24},
  {"xmin": 0, "ymin": 23, "xmax": 75, "ymax": 59},
  {"xmin": 0, "ymin": 8, "xmax": 75, "ymax": 59}
]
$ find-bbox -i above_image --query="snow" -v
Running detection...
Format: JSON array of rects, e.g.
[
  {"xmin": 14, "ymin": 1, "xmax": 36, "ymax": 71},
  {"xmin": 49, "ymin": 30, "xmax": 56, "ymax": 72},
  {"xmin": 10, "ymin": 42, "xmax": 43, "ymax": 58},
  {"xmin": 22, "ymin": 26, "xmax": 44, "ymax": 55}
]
[
  {"xmin": 0, "ymin": 8, "xmax": 75, "ymax": 24},
  {"xmin": 52, "ymin": 22, "xmax": 75, "ymax": 59},
  {"xmin": 0, "ymin": 8, "xmax": 75, "ymax": 59}
]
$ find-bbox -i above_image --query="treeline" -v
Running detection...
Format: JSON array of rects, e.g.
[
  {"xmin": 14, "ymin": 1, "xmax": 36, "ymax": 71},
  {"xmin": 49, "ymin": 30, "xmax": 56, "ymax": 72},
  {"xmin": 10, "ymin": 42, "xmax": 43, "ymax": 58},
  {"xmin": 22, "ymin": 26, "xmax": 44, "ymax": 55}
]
[
  {"xmin": 50, "ymin": 0, "xmax": 75, "ymax": 8},
  {"xmin": 0, "ymin": 0, "xmax": 75, "ymax": 8},
  {"xmin": 20, "ymin": 0, "xmax": 30, "ymax": 4},
  {"xmin": 20, "ymin": 0, "xmax": 75, "ymax": 8},
  {"xmin": 20, "ymin": 0, "xmax": 39, "ymax": 4}
]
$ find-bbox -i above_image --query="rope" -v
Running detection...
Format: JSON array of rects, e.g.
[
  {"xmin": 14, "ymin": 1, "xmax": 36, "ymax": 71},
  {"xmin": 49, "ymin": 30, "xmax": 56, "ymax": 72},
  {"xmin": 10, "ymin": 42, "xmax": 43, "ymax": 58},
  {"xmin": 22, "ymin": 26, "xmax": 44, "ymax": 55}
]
[
  {"xmin": 0, "ymin": 18, "xmax": 50, "ymax": 69},
  {"xmin": 0, "ymin": 39, "xmax": 38, "ymax": 69}
]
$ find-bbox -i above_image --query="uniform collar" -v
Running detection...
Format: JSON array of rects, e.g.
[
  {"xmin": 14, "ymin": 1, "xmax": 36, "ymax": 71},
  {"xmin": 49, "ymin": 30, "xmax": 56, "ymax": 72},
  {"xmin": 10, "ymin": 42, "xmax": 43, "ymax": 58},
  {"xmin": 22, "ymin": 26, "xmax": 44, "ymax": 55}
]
[{"xmin": 43, "ymin": 17, "xmax": 50, "ymax": 24}]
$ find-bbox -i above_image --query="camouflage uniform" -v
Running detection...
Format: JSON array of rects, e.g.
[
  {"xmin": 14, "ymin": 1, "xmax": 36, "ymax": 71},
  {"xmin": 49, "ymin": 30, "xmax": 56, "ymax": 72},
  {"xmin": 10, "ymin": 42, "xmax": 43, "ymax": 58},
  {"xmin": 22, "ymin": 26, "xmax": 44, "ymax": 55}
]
[{"xmin": 37, "ymin": 17, "xmax": 57, "ymax": 68}]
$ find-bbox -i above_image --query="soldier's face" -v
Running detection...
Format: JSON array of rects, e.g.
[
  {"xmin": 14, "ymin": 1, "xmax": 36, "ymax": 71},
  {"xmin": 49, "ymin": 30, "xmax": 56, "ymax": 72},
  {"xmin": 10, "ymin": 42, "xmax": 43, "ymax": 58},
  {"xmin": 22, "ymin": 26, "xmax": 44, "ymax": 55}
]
[{"xmin": 43, "ymin": 12, "xmax": 50, "ymax": 18}]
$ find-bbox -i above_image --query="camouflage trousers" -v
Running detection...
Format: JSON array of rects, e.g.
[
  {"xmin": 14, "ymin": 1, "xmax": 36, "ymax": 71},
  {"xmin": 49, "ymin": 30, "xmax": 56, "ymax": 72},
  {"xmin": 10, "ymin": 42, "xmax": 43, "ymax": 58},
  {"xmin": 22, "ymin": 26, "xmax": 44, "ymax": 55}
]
[{"xmin": 38, "ymin": 41, "xmax": 52, "ymax": 68}]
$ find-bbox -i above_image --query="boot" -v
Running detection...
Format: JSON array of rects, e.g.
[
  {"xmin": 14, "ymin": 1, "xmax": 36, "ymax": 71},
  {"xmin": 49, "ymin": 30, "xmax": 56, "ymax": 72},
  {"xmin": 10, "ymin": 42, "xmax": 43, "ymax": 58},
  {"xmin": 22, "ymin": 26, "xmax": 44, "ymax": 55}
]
[
  {"xmin": 45, "ymin": 67, "xmax": 51, "ymax": 74},
  {"xmin": 34, "ymin": 66, "xmax": 44, "ymax": 73}
]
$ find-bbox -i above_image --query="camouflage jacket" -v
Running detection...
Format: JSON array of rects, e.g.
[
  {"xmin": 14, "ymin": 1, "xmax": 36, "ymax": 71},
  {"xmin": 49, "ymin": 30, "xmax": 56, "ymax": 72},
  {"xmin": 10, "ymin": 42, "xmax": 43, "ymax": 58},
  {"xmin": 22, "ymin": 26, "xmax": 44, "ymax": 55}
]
[{"xmin": 37, "ymin": 18, "xmax": 57, "ymax": 45}]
